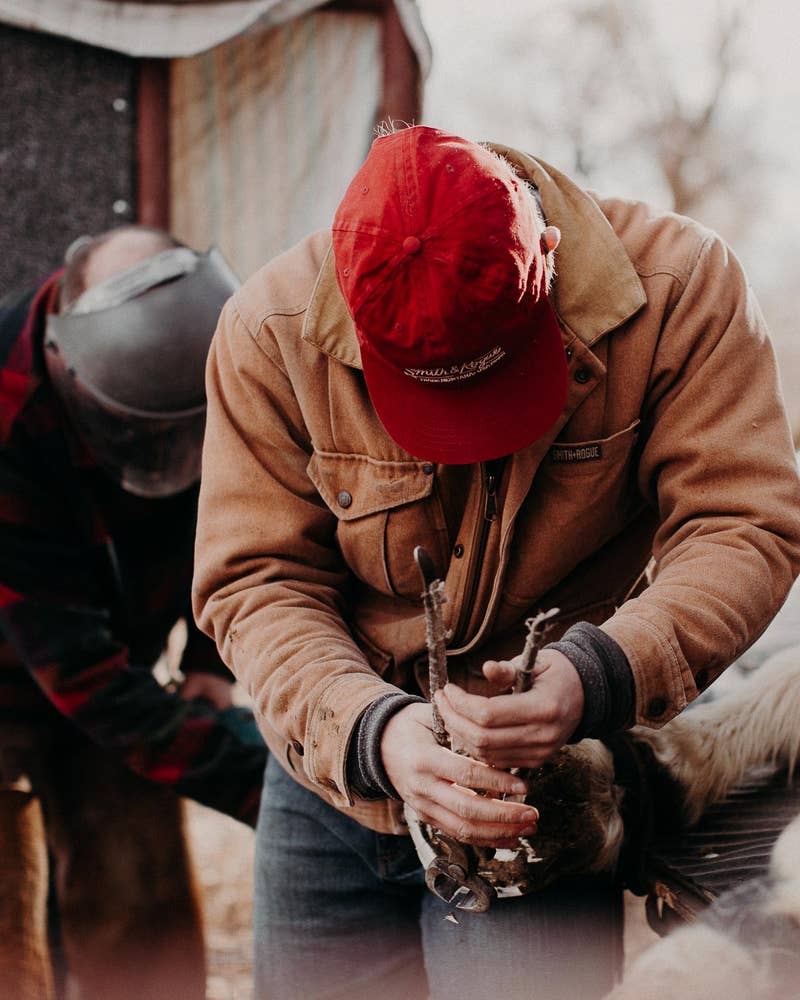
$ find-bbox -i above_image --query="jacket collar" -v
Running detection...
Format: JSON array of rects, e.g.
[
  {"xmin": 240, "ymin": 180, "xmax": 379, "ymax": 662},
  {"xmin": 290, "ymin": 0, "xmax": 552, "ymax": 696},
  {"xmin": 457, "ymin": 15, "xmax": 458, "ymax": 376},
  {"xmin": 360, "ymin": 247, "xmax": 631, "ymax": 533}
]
[{"xmin": 302, "ymin": 146, "xmax": 646, "ymax": 368}]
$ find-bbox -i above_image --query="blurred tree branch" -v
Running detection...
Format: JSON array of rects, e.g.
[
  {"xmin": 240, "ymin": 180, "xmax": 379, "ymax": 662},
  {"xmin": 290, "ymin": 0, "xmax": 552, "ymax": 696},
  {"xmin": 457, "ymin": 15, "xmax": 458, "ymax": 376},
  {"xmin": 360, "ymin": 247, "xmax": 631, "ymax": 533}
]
[{"xmin": 517, "ymin": 0, "xmax": 756, "ymax": 234}]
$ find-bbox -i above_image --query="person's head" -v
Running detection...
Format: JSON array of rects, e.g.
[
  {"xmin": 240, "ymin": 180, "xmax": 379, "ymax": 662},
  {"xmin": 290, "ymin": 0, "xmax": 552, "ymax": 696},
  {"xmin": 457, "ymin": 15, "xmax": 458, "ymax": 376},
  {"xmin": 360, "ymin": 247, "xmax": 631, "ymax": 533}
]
[
  {"xmin": 60, "ymin": 225, "xmax": 180, "ymax": 308},
  {"xmin": 45, "ymin": 225, "xmax": 239, "ymax": 497},
  {"xmin": 332, "ymin": 126, "xmax": 568, "ymax": 465}
]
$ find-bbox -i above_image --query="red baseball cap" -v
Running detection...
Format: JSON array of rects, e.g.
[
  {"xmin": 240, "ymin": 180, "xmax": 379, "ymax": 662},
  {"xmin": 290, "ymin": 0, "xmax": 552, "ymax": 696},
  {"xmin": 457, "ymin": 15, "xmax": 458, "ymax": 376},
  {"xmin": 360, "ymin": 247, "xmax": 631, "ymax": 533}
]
[{"xmin": 332, "ymin": 126, "xmax": 567, "ymax": 465}]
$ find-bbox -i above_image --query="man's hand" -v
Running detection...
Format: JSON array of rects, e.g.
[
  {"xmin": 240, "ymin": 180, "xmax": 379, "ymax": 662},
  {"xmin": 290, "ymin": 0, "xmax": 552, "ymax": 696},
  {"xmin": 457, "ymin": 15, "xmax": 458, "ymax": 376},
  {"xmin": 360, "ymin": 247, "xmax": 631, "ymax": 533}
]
[
  {"xmin": 434, "ymin": 649, "xmax": 584, "ymax": 770},
  {"xmin": 179, "ymin": 672, "xmax": 234, "ymax": 710},
  {"xmin": 381, "ymin": 702, "xmax": 539, "ymax": 848}
]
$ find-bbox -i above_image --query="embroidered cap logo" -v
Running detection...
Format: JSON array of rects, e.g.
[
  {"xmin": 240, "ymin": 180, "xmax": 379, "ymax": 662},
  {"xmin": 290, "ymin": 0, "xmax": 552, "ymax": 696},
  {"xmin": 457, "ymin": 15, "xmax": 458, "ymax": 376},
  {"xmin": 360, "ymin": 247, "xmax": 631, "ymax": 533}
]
[{"xmin": 403, "ymin": 346, "xmax": 507, "ymax": 384}]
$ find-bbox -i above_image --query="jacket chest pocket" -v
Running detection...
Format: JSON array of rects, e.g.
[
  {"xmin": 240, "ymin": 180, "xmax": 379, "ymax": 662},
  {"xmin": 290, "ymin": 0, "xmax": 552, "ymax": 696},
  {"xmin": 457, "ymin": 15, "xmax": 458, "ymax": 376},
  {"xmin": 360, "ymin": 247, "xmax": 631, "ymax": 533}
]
[
  {"xmin": 505, "ymin": 419, "xmax": 644, "ymax": 605},
  {"xmin": 539, "ymin": 418, "xmax": 643, "ymax": 538},
  {"xmin": 307, "ymin": 450, "xmax": 448, "ymax": 600}
]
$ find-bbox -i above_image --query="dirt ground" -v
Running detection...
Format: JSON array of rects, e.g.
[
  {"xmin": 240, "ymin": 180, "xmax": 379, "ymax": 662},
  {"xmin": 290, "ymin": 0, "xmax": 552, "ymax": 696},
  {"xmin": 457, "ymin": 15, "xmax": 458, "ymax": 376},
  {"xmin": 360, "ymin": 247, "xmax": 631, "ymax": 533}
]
[
  {"xmin": 186, "ymin": 801, "xmax": 661, "ymax": 1000},
  {"xmin": 187, "ymin": 804, "xmax": 255, "ymax": 1000}
]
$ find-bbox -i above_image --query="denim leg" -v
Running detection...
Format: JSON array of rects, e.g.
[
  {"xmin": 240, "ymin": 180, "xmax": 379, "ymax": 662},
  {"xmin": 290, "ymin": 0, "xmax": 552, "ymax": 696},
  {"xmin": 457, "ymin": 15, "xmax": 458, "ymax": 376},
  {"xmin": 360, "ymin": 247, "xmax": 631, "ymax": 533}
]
[
  {"xmin": 253, "ymin": 757, "xmax": 428, "ymax": 1000},
  {"xmin": 421, "ymin": 874, "xmax": 624, "ymax": 1000},
  {"xmin": 255, "ymin": 757, "xmax": 623, "ymax": 1000}
]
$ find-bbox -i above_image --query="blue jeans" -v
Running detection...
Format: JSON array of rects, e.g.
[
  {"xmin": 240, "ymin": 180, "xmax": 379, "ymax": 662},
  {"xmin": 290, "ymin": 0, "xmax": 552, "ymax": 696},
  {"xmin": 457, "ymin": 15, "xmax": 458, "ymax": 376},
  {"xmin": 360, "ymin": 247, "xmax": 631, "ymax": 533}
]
[{"xmin": 254, "ymin": 757, "xmax": 623, "ymax": 1000}]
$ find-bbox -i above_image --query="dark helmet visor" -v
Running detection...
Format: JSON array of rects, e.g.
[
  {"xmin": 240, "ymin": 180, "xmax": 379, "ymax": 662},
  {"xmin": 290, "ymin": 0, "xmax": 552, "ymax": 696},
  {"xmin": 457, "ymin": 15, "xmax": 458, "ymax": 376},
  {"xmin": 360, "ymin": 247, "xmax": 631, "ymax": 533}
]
[
  {"xmin": 50, "ymin": 372, "xmax": 207, "ymax": 497},
  {"xmin": 45, "ymin": 247, "xmax": 238, "ymax": 497}
]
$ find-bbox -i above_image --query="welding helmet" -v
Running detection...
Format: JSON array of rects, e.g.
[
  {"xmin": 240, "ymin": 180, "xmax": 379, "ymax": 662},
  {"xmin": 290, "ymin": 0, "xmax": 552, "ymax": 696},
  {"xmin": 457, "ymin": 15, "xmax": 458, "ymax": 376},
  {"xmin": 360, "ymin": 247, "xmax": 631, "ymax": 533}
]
[{"xmin": 45, "ymin": 246, "xmax": 238, "ymax": 498}]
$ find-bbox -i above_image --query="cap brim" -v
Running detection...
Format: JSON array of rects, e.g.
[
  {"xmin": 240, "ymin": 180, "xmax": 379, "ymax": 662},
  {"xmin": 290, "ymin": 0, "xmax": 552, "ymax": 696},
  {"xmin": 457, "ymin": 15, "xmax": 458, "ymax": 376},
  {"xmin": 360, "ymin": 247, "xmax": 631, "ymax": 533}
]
[{"xmin": 360, "ymin": 296, "xmax": 568, "ymax": 465}]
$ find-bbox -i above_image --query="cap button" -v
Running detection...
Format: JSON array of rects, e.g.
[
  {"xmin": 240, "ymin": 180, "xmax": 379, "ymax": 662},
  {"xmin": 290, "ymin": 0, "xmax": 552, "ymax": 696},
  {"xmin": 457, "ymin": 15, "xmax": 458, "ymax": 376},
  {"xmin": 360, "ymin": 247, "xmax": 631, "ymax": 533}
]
[{"xmin": 402, "ymin": 235, "xmax": 422, "ymax": 256}]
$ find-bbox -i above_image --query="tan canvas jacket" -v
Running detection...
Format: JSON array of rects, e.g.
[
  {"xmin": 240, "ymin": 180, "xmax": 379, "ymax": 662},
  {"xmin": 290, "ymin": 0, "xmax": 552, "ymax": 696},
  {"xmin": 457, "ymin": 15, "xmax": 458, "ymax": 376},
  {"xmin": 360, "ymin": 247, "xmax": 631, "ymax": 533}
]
[{"xmin": 193, "ymin": 146, "xmax": 800, "ymax": 834}]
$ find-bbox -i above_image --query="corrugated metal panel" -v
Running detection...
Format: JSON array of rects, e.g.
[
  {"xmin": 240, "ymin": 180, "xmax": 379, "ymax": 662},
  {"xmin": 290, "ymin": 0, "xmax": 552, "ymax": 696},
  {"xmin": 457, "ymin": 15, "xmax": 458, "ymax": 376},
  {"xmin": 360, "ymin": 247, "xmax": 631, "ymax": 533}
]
[{"xmin": 644, "ymin": 767, "xmax": 800, "ymax": 926}]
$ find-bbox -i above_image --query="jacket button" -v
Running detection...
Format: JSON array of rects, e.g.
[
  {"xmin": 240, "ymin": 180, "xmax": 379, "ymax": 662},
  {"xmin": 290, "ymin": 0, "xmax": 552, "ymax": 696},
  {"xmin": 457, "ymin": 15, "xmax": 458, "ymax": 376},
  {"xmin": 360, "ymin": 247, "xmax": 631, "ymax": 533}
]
[
  {"xmin": 337, "ymin": 490, "xmax": 353, "ymax": 509},
  {"xmin": 291, "ymin": 740, "xmax": 304, "ymax": 756},
  {"xmin": 574, "ymin": 367, "xmax": 591, "ymax": 384},
  {"xmin": 648, "ymin": 697, "xmax": 667, "ymax": 718},
  {"xmin": 422, "ymin": 463, "xmax": 435, "ymax": 475},
  {"xmin": 695, "ymin": 669, "xmax": 709, "ymax": 690},
  {"xmin": 453, "ymin": 543, "xmax": 464, "ymax": 558}
]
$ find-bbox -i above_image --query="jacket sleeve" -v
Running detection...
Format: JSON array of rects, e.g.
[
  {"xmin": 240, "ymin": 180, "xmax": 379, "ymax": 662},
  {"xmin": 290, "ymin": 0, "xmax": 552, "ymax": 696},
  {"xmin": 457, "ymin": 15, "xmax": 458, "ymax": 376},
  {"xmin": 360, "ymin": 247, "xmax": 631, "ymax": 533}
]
[
  {"xmin": 602, "ymin": 235, "xmax": 800, "ymax": 726},
  {"xmin": 0, "ymin": 428, "xmax": 266, "ymax": 826},
  {"xmin": 193, "ymin": 301, "xmax": 402, "ymax": 807}
]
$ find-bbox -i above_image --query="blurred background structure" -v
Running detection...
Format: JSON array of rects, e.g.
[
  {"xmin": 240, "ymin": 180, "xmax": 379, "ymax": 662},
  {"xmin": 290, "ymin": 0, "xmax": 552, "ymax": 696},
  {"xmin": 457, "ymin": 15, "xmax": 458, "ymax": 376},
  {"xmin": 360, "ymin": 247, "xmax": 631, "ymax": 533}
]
[{"xmin": 2, "ymin": 1, "xmax": 799, "ymax": 997}]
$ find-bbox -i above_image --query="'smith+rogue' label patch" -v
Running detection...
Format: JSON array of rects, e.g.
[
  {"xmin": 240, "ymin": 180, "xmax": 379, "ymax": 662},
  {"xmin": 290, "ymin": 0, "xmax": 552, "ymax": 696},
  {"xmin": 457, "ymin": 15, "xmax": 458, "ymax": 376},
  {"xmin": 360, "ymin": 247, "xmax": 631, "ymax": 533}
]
[{"xmin": 549, "ymin": 443, "xmax": 603, "ymax": 464}]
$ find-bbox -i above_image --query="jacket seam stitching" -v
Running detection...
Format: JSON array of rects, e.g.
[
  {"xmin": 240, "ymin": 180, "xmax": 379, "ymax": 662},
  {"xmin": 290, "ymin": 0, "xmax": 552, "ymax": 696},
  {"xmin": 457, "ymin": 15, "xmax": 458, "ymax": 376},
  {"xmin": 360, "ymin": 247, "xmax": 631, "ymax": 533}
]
[
  {"xmin": 635, "ymin": 265, "xmax": 689, "ymax": 286},
  {"xmin": 632, "ymin": 233, "xmax": 714, "ymax": 290},
  {"xmin": 312, "ymin": 449, "xmax": 429, "ymax": 470},
  {"xmin": 232, "ymin": 289, "xmax": 308, "ymax": 330},
  {"xmin": 632, "ymin": 615, "xmax": 687, "ymax": 714},
  {"xmin": 307, "ymin": 678, "xmax": 387, "ymax": 805},
  {"xmin": 230, "ymin": 297, "xmax": 308, "ymax": 372},
  {"xmin": 228, "ymin": 300, "xmax": 292, "ymax": 377},
  {"xmin": 251, "ymin": 329, "xmax": 289, "ymax": 377},
  {"xmin": 253, "ymin": 304, "xmax": 307, "ymax": 324}
]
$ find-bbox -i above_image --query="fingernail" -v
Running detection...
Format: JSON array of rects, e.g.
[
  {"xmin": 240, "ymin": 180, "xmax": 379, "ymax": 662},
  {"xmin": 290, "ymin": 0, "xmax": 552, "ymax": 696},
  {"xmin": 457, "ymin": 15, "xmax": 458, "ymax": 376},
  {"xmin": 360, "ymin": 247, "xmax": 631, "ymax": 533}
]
[
  {"xmin": 519, "ymin": 825, "xmax": 538, "ymax": 836},
  {"xmin": 512, "ymin": 782, "xmax": 527, "ymax": 795},
  {"xmin": 522, "ymin": 808, "xmax": 539, "ymax": 822}
]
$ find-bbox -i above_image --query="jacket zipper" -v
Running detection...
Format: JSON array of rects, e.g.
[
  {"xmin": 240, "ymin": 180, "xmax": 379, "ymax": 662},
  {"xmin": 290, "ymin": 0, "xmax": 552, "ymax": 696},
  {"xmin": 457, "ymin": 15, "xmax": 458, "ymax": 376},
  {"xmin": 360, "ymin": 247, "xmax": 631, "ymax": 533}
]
[{"xmin": 453, "ymin": 463, "xmax": 499, "ymax": 643}]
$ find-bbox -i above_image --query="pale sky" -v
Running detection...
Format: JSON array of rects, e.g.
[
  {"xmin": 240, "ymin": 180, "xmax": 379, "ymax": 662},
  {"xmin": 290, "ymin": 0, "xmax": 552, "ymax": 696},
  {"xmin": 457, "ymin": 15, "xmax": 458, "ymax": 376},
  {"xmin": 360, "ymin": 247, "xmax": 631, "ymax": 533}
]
[{"xmin": 416, "ymin": 0, "xmax": 800, "ymax": 291}]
